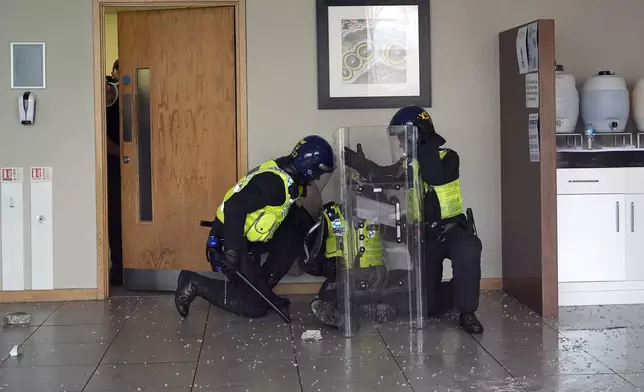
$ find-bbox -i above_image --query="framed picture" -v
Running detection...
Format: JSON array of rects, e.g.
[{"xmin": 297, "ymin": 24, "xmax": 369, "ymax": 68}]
[
  {"xmin": 11, "ymin": 42, "xmax": 47, "ymax": 89},
  {"xmin": 316, "ymin": 0, "xmax": 431, "ymax": 110}
]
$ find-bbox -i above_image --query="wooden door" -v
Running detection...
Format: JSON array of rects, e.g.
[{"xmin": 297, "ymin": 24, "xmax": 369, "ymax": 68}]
[
  {"xmin": 499, "ymin": 20, "xmax": 558, "ymax": 316},
  {"xmin": 118, "ymin": 7, "xmax": 237, "ymax": 273}
]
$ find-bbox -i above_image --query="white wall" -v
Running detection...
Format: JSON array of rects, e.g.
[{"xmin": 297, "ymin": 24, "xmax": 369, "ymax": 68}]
[
  {"xmin": 0, "ymin": 0, "xmax": 96, "ymax": 289},
  {"xmin": 0, "ymin": 0, "xmax": 643, "ymax": 289},
  {"xmin": 247, "ymin": 0, "xmax": 644, "ymax": 278}
]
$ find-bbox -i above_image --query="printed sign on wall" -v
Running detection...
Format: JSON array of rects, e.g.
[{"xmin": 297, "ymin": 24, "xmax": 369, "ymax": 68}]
[
  {"xmin": 30, "ymin": 166, "xmax": 54, "ymax": 290},
  {"xmin": 1, "ymin": 167, "xmax": 25, "ymax": 291}
]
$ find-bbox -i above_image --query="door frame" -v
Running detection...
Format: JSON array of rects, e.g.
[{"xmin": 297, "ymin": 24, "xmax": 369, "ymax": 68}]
[{"xmin": 93, "ymin": 0, "xmax": 248, "ymax": 299}]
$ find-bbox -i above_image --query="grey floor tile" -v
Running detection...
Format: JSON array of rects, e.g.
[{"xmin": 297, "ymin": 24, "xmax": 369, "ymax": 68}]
[
  {"xmin": 380, "ymin": 328, "xmax": 480, "ymax": 356},
  {"xmin": 518, "ymin": 374, "xmax": 637, "ymax": 392},
  {"xmin": 101, "ymin": 333, "xmax": 202, "ymax": 364},
  {"xmin": 25, "ymin": 324, "xmax": 120, "ymax": 344},
  {"xmin": 474, "ymin": 327, "xmax": 576, "ymax": 355},
  {"xmin": 0, "ymin": 302, "xmax": 62, "ymax": 326},
  {"xmin": 562, "ymin": 328, "xmax": 644, "ymax": 352},
  {"xmin": 126, "ymin": 303, "xmax": 209, "ymax": 325},
  {"xmin": 192, "ymin": 358, "xmax": 300, "ymax": 391},
  {"xmin": 205, "ymin": 317, "xmax": 291, "ymax": 340},
  {"xmin": 298, "ymin": 356, "xmax": 406, "ymax": 385},
  {"xmin": 494, "ymin": 350, "xmax": 614, "ymax": 378},
  {"xmin": 2, "ymin": 342, "xmax": 108, "ymax": 367},
  {"xmin": 301, "ymin": 380, "xmax": 414, "ymax": 392},
  {"xmin": 410, "ymin": 377, "xmax": 527, "ymax": 392},
  {"xmin": 476, "ymin": 302, "xmax": 548, "ymax": 332},
  {"xmin": 612, "ymin": 305, "xmax": 644, "ymax": 327},
  {"xmin": 43, "ymin": 301, "xmax": 134, "ymax": 326},
  {"xmin": 295, "ymin": 332, "xmax": 388, "ymax": 358},
  {"xmin": 545, "ymin": 306, "xmax": 634, "ymax": 331},
  {"xmin": 0, "ymin": 325, "xmax": 37, "ymax": 345},
  {"xmin": 619, "ymin": 373, "xmax": 644, "ymax": 388},
  {"xmin": 200, "ymin": 331, "xmax": 294, "ymax": 360},
  {"xmin": 589, "ymin": 348, "xmax": 644, "ymax": 373},
  {"xmin": 0, "ymin": 365, "xmax": 95, "ymax": 392},
  {"xmin": 117, "ymin": 317, "xmax": 206, "ymax": 340},
  {"xmin": 396, "ymin": 352, "xmax": 512, "ymax": 381},
  {"xmin": 84, "ymin": 362, "xmax": 196, "ymax": 390},
  {"xmin": 84, "ymin": 389, "xmax": 191, "ymax": 392}
]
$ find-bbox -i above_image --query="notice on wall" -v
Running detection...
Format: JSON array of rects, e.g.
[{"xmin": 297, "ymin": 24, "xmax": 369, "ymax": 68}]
[
  {"xmin": 31, "ymin": 167, "xmax": 53, "ymax": 182},
  {"xmin": 516, "ymin": 22, "xmax": 539, "ymax": 74},
  {"xmin": 528, "ymin": 113, "xmax": 540, "ymax": 163},
  {"xmin": 526, "ymin": 73, "xmax": 539, "ymax": 108},
  {"xmin": 526, "ymin": 22, "xmax": 539, "ymax": 73},
  {"xmin": 516, "ymin": 26, "xmax": 529, "ymax": 74},
  {"xmin": 1, "ymin": 168, "xmax": 23, "ymax": 183}
]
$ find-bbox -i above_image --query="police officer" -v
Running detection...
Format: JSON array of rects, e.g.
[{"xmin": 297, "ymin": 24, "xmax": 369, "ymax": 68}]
[
  {"xmin": 174, "ymin": 135, "xmax": 335, "ymax": 319},
  {"xmin": 344, "ymin": 106, "xmax": 484, "ymax": 334},
  {"xmin": 305, "ymin": 201, "xmax": 397, "ymax": 328}
]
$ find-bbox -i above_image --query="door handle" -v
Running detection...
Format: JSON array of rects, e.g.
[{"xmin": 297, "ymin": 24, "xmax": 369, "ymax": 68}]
[
  {"xmin": 123, "ymin": 156, "xmax": 131, "ymax": 164},
  {"xmin": 616, "ymin": 201, "xmax": 620, "ymax": 232},
  {"xmin": 632, "ymin": 202, "xmax": 635, "ymax": 233},
  {"xmin": 568, "ymin": 180, "xmax": 599, "ymax": 183}
]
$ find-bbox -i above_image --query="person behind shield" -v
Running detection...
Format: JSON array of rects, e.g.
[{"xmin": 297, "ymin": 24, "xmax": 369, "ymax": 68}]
[
  {"xmin": 343, "ymin": 106, "xmax": 484, "ymax": 334},
  {"xmin": 174, "ymin": 136, "xmax": 335, "ymax": 319}
]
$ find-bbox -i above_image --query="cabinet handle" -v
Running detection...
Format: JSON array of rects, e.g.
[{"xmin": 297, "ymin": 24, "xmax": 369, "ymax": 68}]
[
  {"xmin": 568, "ymin": 180, "xmax": 599, "ymax": 183},
  {"xmin": 632, "ymin": 202, "xmax": 636, "ymax": 233},
  {"xmin": 616, "ymin": 202, "xmax": 620, "ymax": 232}
]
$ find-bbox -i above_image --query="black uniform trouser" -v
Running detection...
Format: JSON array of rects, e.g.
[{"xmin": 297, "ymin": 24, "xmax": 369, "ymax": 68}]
[
  {"xmin": 194, "ymin": 209, "xmax": 306, "ymax": 318},
  {"xmin": 424, "ymin": 224, "xmax": 482, "ymax": 315},
  {"xmin": 107, "ymin": 158, "xmax": 123, "ymax": 267}
]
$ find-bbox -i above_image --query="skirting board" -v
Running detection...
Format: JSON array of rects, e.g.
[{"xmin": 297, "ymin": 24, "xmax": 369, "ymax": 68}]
[
  {"xmin": 276, "ymin": 278, "xmax": 503, "ymax": 295},
  {"xmin": 0, "ymin": 289, "xmax": 98, "ymax": 303},
  {"xmin": 124, "ymin": 268, "xmax": 504, "ymax": 294},
  {"xmin": 0, "ymin": 280, "xmax": 502, "ymax": 303}
]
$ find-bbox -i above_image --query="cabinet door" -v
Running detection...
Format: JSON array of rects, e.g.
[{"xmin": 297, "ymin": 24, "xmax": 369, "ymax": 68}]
[
  {"xmin": 626, "ymin": 194, "xmax": 644, "ymax": 280},
  {"xmin": 558, "ymin": 194, "xmax": 626, "ymax": 282}
]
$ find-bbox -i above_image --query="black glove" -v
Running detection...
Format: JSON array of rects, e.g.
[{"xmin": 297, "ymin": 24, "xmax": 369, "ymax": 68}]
[
  {"xmin": 343, "ymin": 143, "xmax": 371, "ymax": 177},
  {"xmin": 222, "ymin": 248, "xmax": 248, "ymax": 274}
]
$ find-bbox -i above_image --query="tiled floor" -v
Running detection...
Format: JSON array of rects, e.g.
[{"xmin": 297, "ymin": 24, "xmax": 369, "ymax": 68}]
[{"xmin": 1, "ymin": 291, "xmax": 644, "ymax": 391}]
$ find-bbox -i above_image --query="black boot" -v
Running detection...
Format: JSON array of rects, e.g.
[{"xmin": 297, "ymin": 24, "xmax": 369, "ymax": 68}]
[
  {"xmin": 311, "ymin": 299, "xmax": 344, "ymax": 328},
  {"xmin": 175, "ymin": 270, "xmax": 199, "ymax": 318},
  {"xmin": 459, "ymin": 312, "xmax": 484, "ymax": 334}
]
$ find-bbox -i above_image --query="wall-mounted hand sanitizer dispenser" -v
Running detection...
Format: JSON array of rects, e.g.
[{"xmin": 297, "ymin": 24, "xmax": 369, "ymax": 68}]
[{"xmin": 19, "ymin": 92, "xmax": 36, "ymax": 125}]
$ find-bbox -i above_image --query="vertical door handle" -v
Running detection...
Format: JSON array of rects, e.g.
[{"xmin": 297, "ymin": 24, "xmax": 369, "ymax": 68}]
[
  {"xmin": 632, "ymin": 202, "xmax": 635, "ymax": 233},
  {"xmin": 616, "ymin": 201, "xmax": 620, "ymax": 232}
]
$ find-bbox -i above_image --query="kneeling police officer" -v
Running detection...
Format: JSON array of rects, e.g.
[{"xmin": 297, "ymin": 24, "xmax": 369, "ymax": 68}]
[
  {"xmin": 344, "ymin": 106, "xmax": 484, "ymax": 334},
  {"xmin": 174, "ymin": 136, "xmax": 335, "ymax": 319}
]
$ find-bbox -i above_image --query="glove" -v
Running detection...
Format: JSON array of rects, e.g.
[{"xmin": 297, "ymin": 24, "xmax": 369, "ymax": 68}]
[
  {"xmin": 222, "ymin": 248, "xmax": 248, "ymax": 274},
  {"xmin": 343, "ymin": 143, "xmax": 371, "ymax": 177}
]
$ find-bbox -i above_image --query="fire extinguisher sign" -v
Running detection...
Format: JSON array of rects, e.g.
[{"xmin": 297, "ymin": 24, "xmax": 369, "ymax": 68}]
[
  {"xmin": 31, "ymin": 167, "xmax": 53, "ymax": 182},
  {"xmin": 1, "ymin": 167, "xmax": 24, "ymax": 183}
]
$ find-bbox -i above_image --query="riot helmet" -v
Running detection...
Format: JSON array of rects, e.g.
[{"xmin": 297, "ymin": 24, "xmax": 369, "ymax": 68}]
[
  {"xmin": 290, "ymin": 135, "xmax": 336, "ymax": 183},
  {"xmin": 388, "ymin": 105, "xmax": 446, "ymax": 147}
]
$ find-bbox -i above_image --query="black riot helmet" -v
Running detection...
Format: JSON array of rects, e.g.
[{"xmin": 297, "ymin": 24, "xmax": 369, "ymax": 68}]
[{"xmin": 389, "ymin": 105, "xmax": 446, "ymax": 146}]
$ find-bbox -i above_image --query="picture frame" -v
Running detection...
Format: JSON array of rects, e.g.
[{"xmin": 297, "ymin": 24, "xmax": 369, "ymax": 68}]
[
  {"xmin": 11, "ymin": 42, "xmax": 47, "ymax": 89},
  {"xmin": 316, "ymin": 0, "xmax": 431, "ymax": 110}
]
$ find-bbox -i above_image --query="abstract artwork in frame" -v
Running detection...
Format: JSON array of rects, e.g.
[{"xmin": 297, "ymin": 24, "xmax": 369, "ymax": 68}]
[{"xmin": 316, "ymin": 0, "xmax": 431, "ymax": 110}]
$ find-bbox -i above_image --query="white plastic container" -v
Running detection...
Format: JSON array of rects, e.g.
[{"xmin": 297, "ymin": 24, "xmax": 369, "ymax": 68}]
[
  {"xmin": 555, "ymin": 64, "xmax": 579, "ymax": 134},
  {"xmin": 581, "ymin": 70, "xmax": 630, "ymax": 133},
  {"xmin": 633, "ymin": 77, "xmax": 644, "ymax": 132}
]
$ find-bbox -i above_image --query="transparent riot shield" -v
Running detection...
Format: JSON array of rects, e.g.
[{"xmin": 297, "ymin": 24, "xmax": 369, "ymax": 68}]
[{"xmin": 333, "ymin": 125, "xmax": 425, "ymax": 336}]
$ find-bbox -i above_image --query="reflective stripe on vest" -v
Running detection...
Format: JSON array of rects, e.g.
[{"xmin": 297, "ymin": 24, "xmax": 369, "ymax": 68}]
[
  {"xmin": 410, "ymin": 150, "xmax": 464, "ymax": 221},
  {"xmin": 323, "ymin": 203, "xmax": 384, "ymax": 268},
  {"xmin": 216, "ymin": 160, "xmax": 298, "ymax": 242}
]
